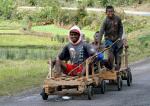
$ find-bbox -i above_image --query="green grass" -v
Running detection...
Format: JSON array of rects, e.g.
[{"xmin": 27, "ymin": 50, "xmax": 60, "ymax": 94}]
[
  {"xmin": 0, "ymin": 30, "xmax": 21, "ymax": 33},
  {"xmin": 0, "ymin": 20, "xmax": 21, "ymax": 28},
  {"xmin": 128, "ymin": 34, "xmax": 150, "ymax": 62},
  {"xmin": 32, "ymin": 25, "xmax": 95, "ymax": 39},
  {"xmin": 0, "ymin": 47, "xmax": 58, "ymax": 60},
  {"xmin": 0, "ymin": 35, "xmax": 62, "ymax": 46},
  {"xmin": 0, "ymin": 60, "xmax": 48, "ymax": 96},
  {"xmin": 32, "ymin": 25, "xmax": 68, "ymax": 36}
]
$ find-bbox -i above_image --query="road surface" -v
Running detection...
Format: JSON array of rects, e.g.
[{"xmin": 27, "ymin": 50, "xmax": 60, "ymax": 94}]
[
  {"xmin": 18, "ymin": 6, "xmax": 150, "ymax": 16},
  {"xmin": 0, "ymin": 58, "xmax": 150, "ymax": 106}
]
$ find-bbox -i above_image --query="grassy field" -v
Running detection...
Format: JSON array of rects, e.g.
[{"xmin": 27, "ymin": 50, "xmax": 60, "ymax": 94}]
[
  {"xmin": 0, "ymin": 23, "xmax": 65, "ymax": 60},
  {"xmin": 0, "ymin": 60, "xmax": 48, "ymax": 96},
  {"xmin": 0, "ymin": 30, "xmax": 21, "ymax": 33},
  {"xmin": 0, "ymin": 24, "xmax": 63, "ymax": 95},
  {"xmin": 0, "ymin": 35, "xmax": 62, "ymax": 46},
  {"xmin": 128, "ymin": 34, "xmax": 150, "ymax": 62},
  {"xmin": 32, "ymin": 25, "xmax": 95, "ymax": 39}
]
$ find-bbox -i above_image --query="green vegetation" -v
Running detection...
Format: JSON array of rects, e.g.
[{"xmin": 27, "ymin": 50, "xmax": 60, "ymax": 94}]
[
  {"xmin": 0, "ymin": 60, "xmax": 48, "ymax": 96},
  {"xmin": 0, "ymin": 35, "xmax": 61, "ymax": 46},
  {"xmin": 32, "ymin": 25, "xmax": 95, "ymax": 39},
  {"xmin": 0, "ymin": 47, "xmax": 59, "ymax": 60},
  {"xmin": 16, "ymin": 0, "xmax": 150, "ymax": 7},
  {"xmin": 0, "ymin": 22, "xmax": 64, "ymax": 60},
  {"xmin": 0, "ymin": 20, "xmax": 20, "ymax": 27},
  {"xmin": 0, "ymin": 0, "xmax": 16, "ymax": 19},
  {"xmin": 0, "ymin": 30, "xmax": 20, "ymax": 33},
  {"xmin": 128, "ymin": 34, "xmax": 150, "ymax": 62},
  {"xmin": 32, "ymin": 25, "xmax": 68, "ymax": 36}
]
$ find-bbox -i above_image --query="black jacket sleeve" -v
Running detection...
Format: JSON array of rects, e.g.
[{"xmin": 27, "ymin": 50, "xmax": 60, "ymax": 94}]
[
  {"xmin": 58, "ymin": 45, "xmax": 70, "ymax": 61},
  {"xmin": 84, "ymin": 43, "xmax": 96, "ymax": 56},
  {"xmin": 99, "ymin": 19, "xmax": 106, "ymax": 42},
  {"xmin": 118, "ymin": 17, "xmax": 123, "ymax": 39}
]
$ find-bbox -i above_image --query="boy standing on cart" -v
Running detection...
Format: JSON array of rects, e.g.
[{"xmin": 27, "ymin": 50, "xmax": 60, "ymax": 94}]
[{"xmin": 99, "ymin": 6, "xmax": 123, "ymax": 71}]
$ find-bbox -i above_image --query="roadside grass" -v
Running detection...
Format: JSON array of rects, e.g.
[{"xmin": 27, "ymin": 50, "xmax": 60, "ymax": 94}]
[
  {"xmin": 32, "ymin": 24, "xmax": 95, "ymax": 39},
  {"xmin": 0, "ymin": 35, "xmax": 62, "ymax": 46},
  {"xmin": 128, "ymin": 34, "xmax": 150, "ymax": 62},
  {"xmin": 127, "ymin": 27, "xmax": 150, "ymax": 39},
  {"xmin": 0, "ymin": 60, "xmax": 48, "ymax": 96}
]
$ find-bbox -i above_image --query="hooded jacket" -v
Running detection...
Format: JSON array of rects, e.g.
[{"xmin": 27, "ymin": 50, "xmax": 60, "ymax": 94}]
[{"xmin": 59, "ymin": 26, "xmax": 96, "ymax": 64}]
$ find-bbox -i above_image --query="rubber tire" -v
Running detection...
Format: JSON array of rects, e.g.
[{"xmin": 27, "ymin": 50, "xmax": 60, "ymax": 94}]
[
  {"xmin": 100, "ymin": 80, "xmax": 106, "ymax": 94},
  {"xmin": 57, "ymin": 86, "xmax": 62, "ymax": 91},
  {"xmin": 127, "ymin": 68, "xmax": 132, "ymax": 86},
  {"xmin": 40, "ymin": 89, "xmax": 48, "ymax": 100},
  {"xmin": 117, "ymin": 77, "xmax": 123, "ymax": 91},
  {"xmin": 87, "ymin": 86, "xmax": 93, "ymax": 100}
]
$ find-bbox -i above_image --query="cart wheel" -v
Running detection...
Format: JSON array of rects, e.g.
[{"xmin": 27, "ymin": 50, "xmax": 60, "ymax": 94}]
[
  {"xmin": 57, "ymin": 86, "xmax": 62, "ymax": 91},
  {"xmin": 127, "ymin": 68, "xmax": 132, "ymax": 86},
  {"xmin": 87, "ymin": 86, "xmax": 93, "ymax": 100},
  {"xmin": 40, "ymin": 89, "xmax": 48, "ymax": 100},
  {"xmin": 117, "ymin": 77, "xmax": 123, "ymax": 91},
  {"xmin": 100, "ymin": 80, "xmax": 106, "ymax": 94}
]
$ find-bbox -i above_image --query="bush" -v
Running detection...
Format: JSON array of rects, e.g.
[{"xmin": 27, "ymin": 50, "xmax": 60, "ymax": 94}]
[
  {"xmin": 75, "ymin": 4, "xmax": 88, "ymax": 27},
  {"xmin": 0, "ymin": 0, "xmax": 17, "ymax": 19}
]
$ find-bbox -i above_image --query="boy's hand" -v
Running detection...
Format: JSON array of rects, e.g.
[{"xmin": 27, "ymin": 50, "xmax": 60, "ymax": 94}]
[{"xmin": 123, "ymin": 39, "xmax": 128, "ymax": 48}]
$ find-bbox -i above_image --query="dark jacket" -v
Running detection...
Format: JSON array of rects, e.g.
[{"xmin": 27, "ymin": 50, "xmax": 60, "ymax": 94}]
[
  {"xmin": 99, "ymin": 15, "xmax": 123, "ymax": 42},
  {"xmin": 59, "ymin": 41, "xmax": 96, "ymax": 64}
]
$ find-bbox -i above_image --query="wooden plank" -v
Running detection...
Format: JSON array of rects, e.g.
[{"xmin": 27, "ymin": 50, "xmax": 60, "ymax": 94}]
[
  {"xmin": 86, "ymin": 59, "xmax": 89, "ymax": 79},
  {"xmin": 44, "ymin": 86, "xmax": 55, "ymax": 94},
  {"xmin": 121, "ymin": 53, "xmax": 125, "ymax": 68},
  {"xmin": 125, "ymin": 47, "xmax": 128, "ymax": 67},
  {"xmin": 99, "ymin": 71, "xmax": 117, "ymax": 80},
  {"xmin": 120, "ymin": 67, "xmax": 127, "ymax": 71},
  {"xmin": 45, "ymin": 79, "xmax": 86, "ymax": 86},
  {"xmin": 92, "ymin": 64, "xmax": 95, "ymax": 79},
  {"xmin": 46, "ymin": 59, "xmax": 54, "ymax": 79}
]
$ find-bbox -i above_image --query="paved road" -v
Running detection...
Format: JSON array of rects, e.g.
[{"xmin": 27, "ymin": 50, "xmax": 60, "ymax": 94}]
[{"xmin": 0, "ymin": 58, "xmax": 150, "ymax": 106}]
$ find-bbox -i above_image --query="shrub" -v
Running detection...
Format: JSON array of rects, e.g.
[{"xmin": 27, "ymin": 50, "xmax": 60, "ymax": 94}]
[{"xmin": 0, "ymin": 0, "xmax": 17, "ymax": 19}]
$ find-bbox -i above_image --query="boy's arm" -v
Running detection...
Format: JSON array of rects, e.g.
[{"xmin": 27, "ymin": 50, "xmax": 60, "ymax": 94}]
[
  {"xmin": 85, "ymin": 43, "xmax": 96, "ymax": 56},
  {"xmin": 58, "ymin": 45, "xmax": 70, "ymax": 61},
  {"xmin": 118, "ymin": 17, "xmax": 123, "ymax": 39},
  {"xmin": 99, "ymin": 19, "xmax": 106, "ymax": 44}
]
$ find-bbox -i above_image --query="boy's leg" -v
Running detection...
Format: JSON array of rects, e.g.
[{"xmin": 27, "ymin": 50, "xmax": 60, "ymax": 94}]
[
  {"xmin": 102, "ymin": 59, "xmax": 113, "ymax": 70},
  {"xmin": 107, "ymin": 48, "xmax": 114, "ymax": 70},
  {"xmin": 114, "ymin": 46, "xmax": 123, "ymax": 71},
  {"xmin": 53, "ymin": 60, "xmax": 67, "ymax": 76}
]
